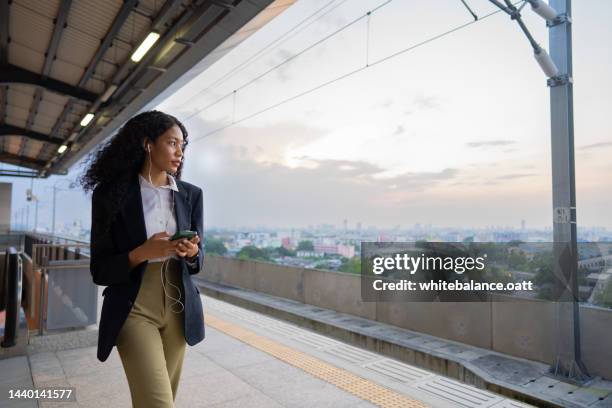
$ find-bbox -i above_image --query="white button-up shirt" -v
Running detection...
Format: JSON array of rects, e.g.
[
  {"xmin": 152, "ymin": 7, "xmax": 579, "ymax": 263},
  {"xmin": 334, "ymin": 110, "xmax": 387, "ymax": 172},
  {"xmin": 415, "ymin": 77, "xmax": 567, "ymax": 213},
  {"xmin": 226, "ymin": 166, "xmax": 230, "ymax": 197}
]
[{"xmin": 138, "ymin": 173, "xmax": 196, "ymax": 265}]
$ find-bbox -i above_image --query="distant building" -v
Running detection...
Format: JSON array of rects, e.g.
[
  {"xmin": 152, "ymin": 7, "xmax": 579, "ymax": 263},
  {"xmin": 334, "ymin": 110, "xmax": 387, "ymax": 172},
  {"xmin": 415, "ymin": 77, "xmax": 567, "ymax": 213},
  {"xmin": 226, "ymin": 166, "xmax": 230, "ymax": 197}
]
[
  {"xmin": 579, "ymin": 255, "xmax": 612, "ymax": 271},
  {"xmin": 493, "ymin": 231, "xmax": 521, "ymax": 242},
  {"xmin": 313, "ymin": 244, "xmax": 355, "ymax": 258},
  {"xmin": 297, "ymin": 251, "xmax": 323, "ymax": 258},
  {"xmin": 281, "ymin": 237, "xmax": 293, "ymax": 250},
  {"xmin": 314, "ymin": 244, "xmax": 336, "ymax": 254},
  {"xmin": 337, "ymin": 244, "xmax": 355, "ymax": 258}
]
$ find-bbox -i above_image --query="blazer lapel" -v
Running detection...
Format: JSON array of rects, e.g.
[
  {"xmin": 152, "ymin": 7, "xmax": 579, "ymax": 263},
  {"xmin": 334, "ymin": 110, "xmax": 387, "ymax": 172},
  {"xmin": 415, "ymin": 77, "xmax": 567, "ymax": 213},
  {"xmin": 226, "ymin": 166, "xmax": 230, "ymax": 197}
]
[
  {"xmin": 173, "ymin": 180, "xmax": 190, "ymax": 233},
  {"xmin": 120, "ymin": 173, "xmax": 147, "ymax": 247}
]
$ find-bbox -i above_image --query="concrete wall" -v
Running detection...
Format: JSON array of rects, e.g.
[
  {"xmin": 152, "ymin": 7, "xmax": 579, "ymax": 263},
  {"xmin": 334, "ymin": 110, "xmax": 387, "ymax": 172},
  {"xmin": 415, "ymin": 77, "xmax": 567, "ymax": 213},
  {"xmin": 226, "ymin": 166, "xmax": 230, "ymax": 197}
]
[
  {"xmin": 0, "ymin": 183, "xmax": 12, "ymax": 233},
  {"xmin": 202, "ymin": 255, "xmax": 612, "ymax": 380},
  {"xmin": 580, "ymin": 305, "xmax": 612, "ymax": 379}
]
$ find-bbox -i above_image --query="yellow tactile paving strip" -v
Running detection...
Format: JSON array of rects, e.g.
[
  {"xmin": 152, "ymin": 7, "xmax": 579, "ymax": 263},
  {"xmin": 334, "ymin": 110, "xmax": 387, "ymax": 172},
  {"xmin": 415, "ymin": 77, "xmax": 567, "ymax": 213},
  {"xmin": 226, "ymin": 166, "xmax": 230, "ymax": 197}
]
[{"xmin": 206, "ymin": 314, "xmax": 429, "ymax": 408}]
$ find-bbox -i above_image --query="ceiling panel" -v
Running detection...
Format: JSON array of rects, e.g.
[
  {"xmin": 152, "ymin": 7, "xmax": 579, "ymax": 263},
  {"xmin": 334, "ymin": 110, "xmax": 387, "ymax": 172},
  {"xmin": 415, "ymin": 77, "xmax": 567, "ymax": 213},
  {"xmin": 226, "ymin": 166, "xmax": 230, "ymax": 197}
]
[
  {"xmin": 8, "ymin": 42, "xmax": 45, "ymax": 73},
  {"xmin": 6, "ymin": 104, "xmax": 29, "ymax": 127},
  {"xmin": 2, "ymin": 0, "xmax": 292, "ymax": 177},
  {"xmin": 5, "ymin": 137, "xmax": 24, "ymax": 154},
  {"xmin": 68, "ymin": 0, "xmax": 123, "ymax": 40},
  {"xmin": 41, "ymin": 90, "xmax": 70, "ymax": 107},
  {"xmin": 10, "ymin": 3, "xmax": 55, "ymax": 55},
  {"xmin": 115, "ymin": 11, "xmax": 151, "ymax": 47},
  {"xmin": 49, "ymin": 59, "xmax": 88, "ymax": 90},
  {"xmin": 25, "ymin": 140, "xmax": 45, "ymax": 157},
  {"xmin": 56, "ymin": 27, "xmax": 102, "ymax": 74},
  {"xmin": 13, "ymin": 0, "xmax": 61, "ymax": 17},
  {"xmin": 30, "ymin": 121, "xmax": 55, "ymax": 136},
  {"xmin": 7, "ymin": 86, "xmax": 34, "ymax": 110}
]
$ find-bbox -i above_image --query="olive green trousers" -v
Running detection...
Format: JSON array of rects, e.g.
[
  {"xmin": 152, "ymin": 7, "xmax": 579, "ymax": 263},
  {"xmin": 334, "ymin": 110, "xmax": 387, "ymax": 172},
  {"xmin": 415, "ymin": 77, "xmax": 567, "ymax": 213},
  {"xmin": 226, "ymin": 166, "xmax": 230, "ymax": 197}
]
[{"xmin": 116, "ymin": 258, "xmax": 186, "ymax": 407}]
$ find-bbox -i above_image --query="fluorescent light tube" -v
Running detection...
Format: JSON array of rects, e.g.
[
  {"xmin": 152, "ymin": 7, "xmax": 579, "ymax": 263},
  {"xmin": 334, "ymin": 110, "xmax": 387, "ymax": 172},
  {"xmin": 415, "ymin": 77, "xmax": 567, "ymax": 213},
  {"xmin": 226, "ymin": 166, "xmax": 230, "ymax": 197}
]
[
  {"xmin": 131, "ymin": 32, "xmax": 160, "ymax": 62},
  {"xmin": 100, "ymin": 84, "xmax": 118, "ymax": 102},
  {"xmin": 80, "ymin": 113, "xmax": 94, "ymax": 126}
]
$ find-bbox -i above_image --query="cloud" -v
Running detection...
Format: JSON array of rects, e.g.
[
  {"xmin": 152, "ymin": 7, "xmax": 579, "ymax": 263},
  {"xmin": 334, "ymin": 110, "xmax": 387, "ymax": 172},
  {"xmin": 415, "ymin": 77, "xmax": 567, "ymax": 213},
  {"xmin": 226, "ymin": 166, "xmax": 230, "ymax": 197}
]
[
  {"xmin": 577, "ymin": 142, "xmax": 612, "ymax": 151},
  {"xmin": 380, "ymin": 98, "xmax": 394, "ymax": 108},
  {"xmin": 495, "ymin": 173, "xmax": 537, "ymax": 180},
  {"xmin": 316, "ymin": 12, "xmax": 349, "ymax": 30},
  {"xmin": 290, "ymin": 156, "xmax": 382, "ymax": 177},
  {"xmin": 413, "ymin": 94, "xmax": 440, "ymax": 110},
  {"xmin": 466, "ymin": 140, "xmax": 516, "ymax": 148},
  {"xmin": 292, "ymin": 157, "xmax": 459, "ymax": 190},
  {"xmin": 370, "ymin": 98, "xmax": 394, "ymax": 111},
  {"xmin": 275, "ymin": 48, "xmax": 294, "ymax": 60},
  {"xmin": 182, "ymin": 134, "xmax": 462, "ymax": 228},
  {"xmin": 392, "ymin": 125, "xmax": 404, "ymax": 136},
  {"xmin": 388, "ymin": 167, "xmax": 459, "ymax": 190},
  {"xmin": 183, "ymin": 116, "xmax": 329, "ymax": 158},
  {"xmin": 270, "ymin": 48, "xmax": 294, "ymax": 82},
  {"xmin": 373, "ymin": 94, "xmax": 440, "ymax": 114}
]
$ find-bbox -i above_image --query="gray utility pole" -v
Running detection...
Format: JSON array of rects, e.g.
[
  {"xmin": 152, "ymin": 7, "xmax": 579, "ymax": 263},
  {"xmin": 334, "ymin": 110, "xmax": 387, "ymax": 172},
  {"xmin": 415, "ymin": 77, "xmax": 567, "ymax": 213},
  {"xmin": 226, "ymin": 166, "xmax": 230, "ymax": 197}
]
[
  {"xmin": 34, "ymin": 197, "xmax": 39, "ymax": 231},
  {"xmin": 52, "ymin": 185, "xmax": 57, "ymax": 236},
  {"xmin": 548, "ymin": 0, "xmax": 589, "ymax": 383},
  {"xmin": 51, "ymin": 179, "xmax": 75, "ymax": 236},
  {"xmin": 487, "ymin": 0, "xmax": 588, "ymax": 383}
]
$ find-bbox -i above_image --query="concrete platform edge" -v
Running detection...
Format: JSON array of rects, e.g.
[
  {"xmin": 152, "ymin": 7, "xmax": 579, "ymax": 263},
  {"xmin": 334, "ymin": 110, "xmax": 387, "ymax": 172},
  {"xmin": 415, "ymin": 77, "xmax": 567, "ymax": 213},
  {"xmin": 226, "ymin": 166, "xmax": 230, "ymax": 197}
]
[{"xmin": 196, "ymin": 279, "xmax": 590, "ymax": 408}]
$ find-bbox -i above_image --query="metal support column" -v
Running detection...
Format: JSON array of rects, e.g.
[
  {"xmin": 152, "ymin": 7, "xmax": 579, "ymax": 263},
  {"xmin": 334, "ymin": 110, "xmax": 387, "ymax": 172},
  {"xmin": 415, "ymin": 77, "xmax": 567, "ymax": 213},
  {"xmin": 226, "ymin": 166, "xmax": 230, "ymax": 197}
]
[{"xmin": 547, "ymin": 0, "xmax": 589, "ymax": 383}]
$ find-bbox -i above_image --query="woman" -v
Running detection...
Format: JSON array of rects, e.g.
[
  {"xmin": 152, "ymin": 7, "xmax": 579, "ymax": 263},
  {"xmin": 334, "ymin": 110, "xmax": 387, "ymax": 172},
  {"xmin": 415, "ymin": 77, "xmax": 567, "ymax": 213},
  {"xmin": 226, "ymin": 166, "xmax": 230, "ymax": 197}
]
[{"xmin": 78, "ymin": 110, "xmax": 206, "ymax": 407}]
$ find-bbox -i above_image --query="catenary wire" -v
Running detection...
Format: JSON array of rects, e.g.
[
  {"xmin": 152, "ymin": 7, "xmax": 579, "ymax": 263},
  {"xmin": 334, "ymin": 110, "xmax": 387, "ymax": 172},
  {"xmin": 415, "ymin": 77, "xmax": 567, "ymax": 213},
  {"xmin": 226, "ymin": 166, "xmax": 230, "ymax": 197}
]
[{"xmin": 185, "ymin": 1, "xmax": 519, "ymax": 145}]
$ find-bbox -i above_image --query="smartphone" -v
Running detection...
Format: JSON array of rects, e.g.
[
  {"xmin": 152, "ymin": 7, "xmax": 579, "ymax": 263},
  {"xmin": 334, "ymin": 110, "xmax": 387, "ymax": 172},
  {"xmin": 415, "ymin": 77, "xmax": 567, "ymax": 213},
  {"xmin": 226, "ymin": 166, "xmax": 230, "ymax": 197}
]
[{"xmin": 170, "ymin": 230, "xmax": 197, "ymax": 241}]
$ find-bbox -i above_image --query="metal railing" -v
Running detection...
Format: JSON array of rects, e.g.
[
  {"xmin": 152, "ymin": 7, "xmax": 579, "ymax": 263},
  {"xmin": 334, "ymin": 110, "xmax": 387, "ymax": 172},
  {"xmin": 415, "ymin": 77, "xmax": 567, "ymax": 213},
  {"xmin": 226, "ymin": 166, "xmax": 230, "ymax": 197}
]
[
  {"xmin": 25, "ymin": 232, "xmax": 90, "ymax": 258},
  {"xmin": 0, "ymin": 233, "xmax": 24, "ymax": 253},
  {"xmin": 32, "ymin": 243, "xmax": 90, "ymax": 335},
  {"xmin": 1, "ymin": 247, "xmax": 23, "ymax": 348}
]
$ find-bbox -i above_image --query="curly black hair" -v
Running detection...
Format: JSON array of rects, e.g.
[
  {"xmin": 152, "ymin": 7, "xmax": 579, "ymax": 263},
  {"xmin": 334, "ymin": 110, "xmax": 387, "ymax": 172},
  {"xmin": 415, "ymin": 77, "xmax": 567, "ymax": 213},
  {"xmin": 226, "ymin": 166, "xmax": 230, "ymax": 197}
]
[{"xmin": 78, "ymin": 110, "xmax": 189, "ymax": 237}]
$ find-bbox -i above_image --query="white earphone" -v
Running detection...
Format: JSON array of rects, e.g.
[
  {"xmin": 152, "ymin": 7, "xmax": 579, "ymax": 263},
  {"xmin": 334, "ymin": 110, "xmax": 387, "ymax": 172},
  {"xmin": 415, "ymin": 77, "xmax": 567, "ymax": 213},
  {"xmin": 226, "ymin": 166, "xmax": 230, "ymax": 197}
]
[
  {"xmin": 161, "ymin": 256, "xmax": 184, "ymax": 314},
  {"xmin": 145, "ymin": 140, "xmax": 184, "ymax": 313},
  {"xmin": 146, "ymin": 143, "xmax": 153, "ymax": 185}
]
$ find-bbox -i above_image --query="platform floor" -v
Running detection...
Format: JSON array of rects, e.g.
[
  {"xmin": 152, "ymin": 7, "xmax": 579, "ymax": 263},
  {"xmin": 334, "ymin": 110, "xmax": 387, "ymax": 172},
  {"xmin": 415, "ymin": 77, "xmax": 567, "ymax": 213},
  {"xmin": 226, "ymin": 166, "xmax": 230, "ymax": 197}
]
[{"xmin": 0, "ymin": 294, "xmax": 540, "ymax": 408}]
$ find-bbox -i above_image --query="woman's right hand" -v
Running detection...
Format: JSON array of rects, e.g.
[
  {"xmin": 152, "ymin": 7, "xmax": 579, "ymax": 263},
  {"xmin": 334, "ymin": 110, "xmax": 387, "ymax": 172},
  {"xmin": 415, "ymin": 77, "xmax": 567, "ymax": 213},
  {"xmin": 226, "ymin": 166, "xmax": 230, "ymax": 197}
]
[{"xmin": 128, "ymin": 232, "xmax": 178, "ymax": 268}]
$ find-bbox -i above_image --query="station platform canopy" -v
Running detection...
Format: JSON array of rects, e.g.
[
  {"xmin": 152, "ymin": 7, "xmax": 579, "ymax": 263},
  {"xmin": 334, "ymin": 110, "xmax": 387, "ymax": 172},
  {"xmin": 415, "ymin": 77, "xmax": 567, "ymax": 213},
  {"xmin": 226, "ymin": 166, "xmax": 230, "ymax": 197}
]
[{"xmin": 0, "ymin": 0, "xmax": 295, "ymax": 178}]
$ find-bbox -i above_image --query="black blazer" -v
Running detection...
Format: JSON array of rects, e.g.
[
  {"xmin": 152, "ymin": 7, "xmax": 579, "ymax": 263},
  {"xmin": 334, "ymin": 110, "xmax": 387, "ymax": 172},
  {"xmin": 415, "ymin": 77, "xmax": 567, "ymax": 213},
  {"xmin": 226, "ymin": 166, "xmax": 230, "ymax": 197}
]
[{"xmin": 90, "ymin": 172, "xmax": 205, "ymax": 362}]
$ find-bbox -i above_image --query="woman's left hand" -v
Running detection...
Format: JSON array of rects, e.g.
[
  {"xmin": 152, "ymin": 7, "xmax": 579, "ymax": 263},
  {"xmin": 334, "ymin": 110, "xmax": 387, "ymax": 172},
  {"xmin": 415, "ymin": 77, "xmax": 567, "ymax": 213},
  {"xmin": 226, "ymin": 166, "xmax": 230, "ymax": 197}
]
[{"xmin": 176, "ymin": 235, "xmax": 200, "ymax": 258}]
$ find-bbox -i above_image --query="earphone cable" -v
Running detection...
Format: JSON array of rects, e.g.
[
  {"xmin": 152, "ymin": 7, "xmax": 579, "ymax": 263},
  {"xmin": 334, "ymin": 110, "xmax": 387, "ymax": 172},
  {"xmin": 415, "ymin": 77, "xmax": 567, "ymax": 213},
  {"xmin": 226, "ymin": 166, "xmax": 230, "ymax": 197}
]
[{"xmin": 148, "ymin": 146, "xmax": 184, "ymax": 314}]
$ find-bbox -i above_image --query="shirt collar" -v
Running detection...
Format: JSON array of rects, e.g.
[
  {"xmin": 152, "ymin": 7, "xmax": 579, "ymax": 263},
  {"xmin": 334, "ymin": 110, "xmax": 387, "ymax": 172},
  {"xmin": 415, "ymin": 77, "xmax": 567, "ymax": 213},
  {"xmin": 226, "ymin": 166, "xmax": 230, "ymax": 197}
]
[{"xmin": 138, "ymin": 173, "xmax": 179, "ymax": 192}]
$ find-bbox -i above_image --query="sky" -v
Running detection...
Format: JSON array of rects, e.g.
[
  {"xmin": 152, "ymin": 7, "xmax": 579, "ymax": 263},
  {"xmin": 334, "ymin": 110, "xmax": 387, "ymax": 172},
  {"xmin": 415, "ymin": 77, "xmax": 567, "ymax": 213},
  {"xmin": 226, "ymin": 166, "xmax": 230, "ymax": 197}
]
[{"xmin": 3, "ymin": 0, "xmax": 611, "ymax": 232}]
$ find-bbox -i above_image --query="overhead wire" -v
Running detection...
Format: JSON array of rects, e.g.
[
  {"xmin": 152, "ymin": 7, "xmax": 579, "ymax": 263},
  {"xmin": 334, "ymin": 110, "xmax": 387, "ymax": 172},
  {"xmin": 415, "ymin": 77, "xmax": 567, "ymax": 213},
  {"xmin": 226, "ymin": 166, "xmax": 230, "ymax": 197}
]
[
  {"xmin": 184, "ymin": 1, "xmax": 520, "ymax": 145},
  {"xmin": 181, "ymin": 0, "xmax": 394, "ymax": 124},
  {"xmin": 171, "ymin": 0, "xmax": 351, "ymax": 112}
]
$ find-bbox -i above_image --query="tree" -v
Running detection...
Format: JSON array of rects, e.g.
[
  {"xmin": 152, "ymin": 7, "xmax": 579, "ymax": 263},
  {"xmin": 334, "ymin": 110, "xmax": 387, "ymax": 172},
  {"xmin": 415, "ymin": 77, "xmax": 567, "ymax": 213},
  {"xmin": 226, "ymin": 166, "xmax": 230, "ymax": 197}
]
[
  {"xmin": 339, "ymin": 257, "xmax": 361, "ymax": 274},
  {"xmin": 531, "ymin": 252, "xmax": 556, "ymax": 300},
  {"xmin": 204, "ymin": 237, "xmax": 227, "ymax": 256},
  {"xmin": 297, "ymin": 240, "xmax": 314, "ymax": 251},
  {"xmin": 276, "ymin": 246, "xmax": 295, "ymax": 257},
  {"xmin": 237, "ymin": 245, "xmax": 270, "ymax": 262},
  {"xmin": 508, "ymin": 250, "xmax": 528, "ymax": 270},
  {"xmin": 485, "ymin": 265, "xmax": 515, "ymax": 285},
  {"xmin": 593, "ymin": 279, "xmax": 612, "ymax": 308}
]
